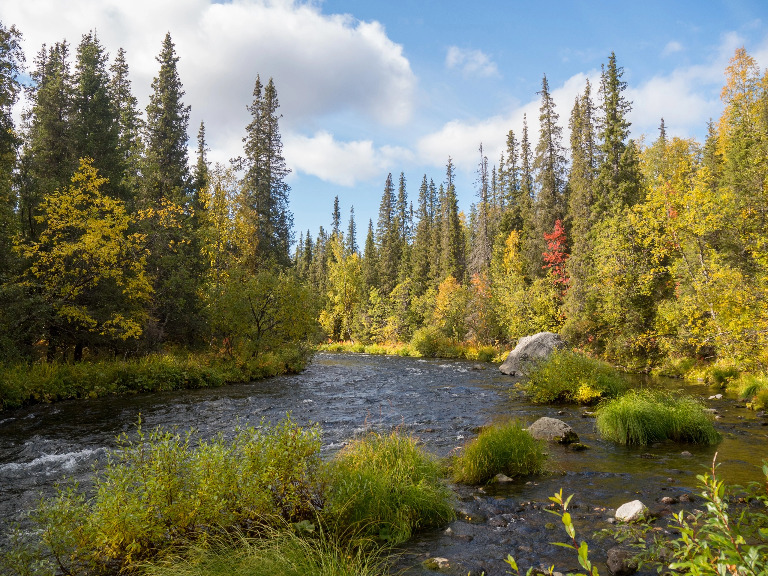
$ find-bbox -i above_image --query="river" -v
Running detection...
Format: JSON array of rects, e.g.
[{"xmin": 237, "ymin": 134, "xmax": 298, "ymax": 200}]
[{"xmin": 1, "ymin": 352, "xmax": 767, "ymax": 574}]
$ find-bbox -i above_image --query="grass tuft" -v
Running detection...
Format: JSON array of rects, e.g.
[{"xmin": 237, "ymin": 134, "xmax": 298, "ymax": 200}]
[
  {"xmin": 525, "ymin": 350, "xmax": 628, "ymax": 404},
  {"xmin": 452, "ymin": 420, "xmax": 546, "ymax": 485},
  {"xmin": 596, "ymin": 389, "xmax": 721, "ymax": 446},
  {"xmin": 323, "ymin": 431, "xmax": 454, "ymax": 544},
  {"xmin": 734, "ymin": 374, "xmax": 768, "ymax": 410}
]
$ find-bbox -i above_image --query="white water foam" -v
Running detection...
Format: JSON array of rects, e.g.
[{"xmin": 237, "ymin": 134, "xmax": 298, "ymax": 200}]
[{"xmin": 0, "ymin": 447, "xmax": 104, "ymax": 474}]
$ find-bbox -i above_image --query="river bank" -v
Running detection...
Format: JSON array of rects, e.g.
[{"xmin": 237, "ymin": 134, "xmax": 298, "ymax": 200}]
[{"xmin": 2, "ymin": 353, "xmax": 767, "ymax": 574}]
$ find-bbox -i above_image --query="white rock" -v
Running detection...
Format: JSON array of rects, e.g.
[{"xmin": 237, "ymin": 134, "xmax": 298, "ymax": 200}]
[
  {"xmin": 615, "ymin": 500, "xmax": 648, "ymax": 522},
  {"xmin": 708, "ymin": 394, "xmax": 723, "ymax": 400}
]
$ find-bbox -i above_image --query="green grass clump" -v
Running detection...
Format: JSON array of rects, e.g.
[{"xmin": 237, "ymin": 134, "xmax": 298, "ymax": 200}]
[
  {"xmin": 324, "ymin": 432, "xmax": 454, "ymax": 544},
  {"xmin": 142, "ymin": 529, "xmax": 384, "ymax": 576},
  {"xmin": 596, "ymin": 389, "xmax": 721, "ymax": 446},
  {"xmin": 734, "ymin": 374, "xmax": 768, "ymax": 410},
  {"xmin": 452, "ymin": 420, "xmax": 546, "ymax": 485},
  {"xmin": 20, "ymin": 416, "xmax": 323, "ymax": 574},
  {"xmin": 525, "ymin": 350, "xmax": 628, "ymax": 404}
]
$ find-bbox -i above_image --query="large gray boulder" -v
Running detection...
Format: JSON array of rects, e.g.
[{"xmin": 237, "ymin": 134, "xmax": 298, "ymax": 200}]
[
  {"xmin": 527, "ymin": 417, "xmax": 579, "ymax": 444},
  {"xmin": 499, "ymin": 332, "xmax": 566, "ymax": 376}
]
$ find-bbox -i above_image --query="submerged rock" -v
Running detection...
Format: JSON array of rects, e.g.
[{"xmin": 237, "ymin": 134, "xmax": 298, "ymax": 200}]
[
  {"xmin": 527, "ymin": 417, "xmax": 579, "ymax": 445},
  {"xmin": 606, "ymin": 547, "xmax": 639, "ymax": 576},
  {"xmin": 499, "ymin": 332, "xmax": 566, "ymax": 376}
]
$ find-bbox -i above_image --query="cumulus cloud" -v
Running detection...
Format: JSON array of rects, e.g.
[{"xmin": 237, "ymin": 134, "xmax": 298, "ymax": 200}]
[
  {"xmin": 284, "ymin": 131, "xmax": 412, "ymax": 186},
  {"xmin": 662, "ymin": 41, "xmax": 684, "ymax": 56},
  {"xmin": 5, "ymin": 0, "xmax": 415, "ymax": 163},
  {"xmin": 445, "ymin": 46, "xmax": 499, "ymax": 78},
  {"xmin": 417, "ymin": 72, "xmax": 596, "ymax": 172}
]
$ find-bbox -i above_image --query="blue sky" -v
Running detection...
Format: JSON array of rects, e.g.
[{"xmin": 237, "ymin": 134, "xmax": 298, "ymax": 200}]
[{"xmin": 4, "ymin": 0, "xmax": 768, "ymax": 245}]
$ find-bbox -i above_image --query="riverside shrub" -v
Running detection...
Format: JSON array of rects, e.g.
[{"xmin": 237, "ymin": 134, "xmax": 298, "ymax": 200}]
[
  {"xmin": 323, "ymin": 432, "xmax": 454, "ymax": 544},
  {"xmin": 452, "ymin": 420, "xmax": 546, "ymax": 484},
  {"xmin": 596, "ymin": 389, "xmax": 721, "ymax": 445},
  {"xmin": 525, "ymin": 350, "xmax": 628, "ymax": 404},
  {"xmin": 16, "ymin": 417, "xmax": 323, "ymax": 575}
]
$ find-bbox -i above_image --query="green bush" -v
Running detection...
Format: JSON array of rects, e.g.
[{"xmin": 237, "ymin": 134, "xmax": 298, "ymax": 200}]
[
  {"xmin": 596, "ymin": 389, "xmax": 721, "ymax": 446},
  {"xmin": 410, "ymin": 326, "xmax": 446, "ymax": 358},
  {"xmin": 18, "ymin": 416, "xmax": 323, "ymax": 575},
  {"xmin": 141, "ymin": 529, "xmax": 384, "ymax": 576},
  {"xmin": 452, "ymin": 420, "xmax": 546, "ymax": 485},
  {"xmin": 323, "ymin": 432, "xmax": 454, "ymax": 544},
  {"xmin": 525, "ymin": 350, "xmax": 628, "ymax": 404}
]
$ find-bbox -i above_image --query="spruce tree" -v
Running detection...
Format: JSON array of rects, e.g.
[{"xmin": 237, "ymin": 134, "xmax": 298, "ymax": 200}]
[
  {"xmin": 193, "ymin": 121, "xmax": 209, "ymax": 207},
  {"xmin": 376, "ymin": 173, "xmax": 399, "ymax": 294},
  {"xmin": 440, "ymin": 157, "xmax": 465, "ymax": 281},
  {"xmin": 331, "ymin": 195, "xmax": 341, "ymax": 239},
  {"xmin": 362, "ymin": 219, "xmax": 378, "ymax": 290},
  {"xmin": 109, "ymin": 47, "xmax": 143, "ymax": 211},
  {"xmin": 240, "ymin": 75, "xmax": 293, "ymax": 269},
  {"xmin": 72, "ymin": 31, "xmax": 121, "ymax": 200},
  {"xmin": 411, "ymin": 174, "xmax": 433, "ymax": 294},
  {"xmin": 144, "ymin": 32, "xmax": 190, "ymax": 206},
  {"xmin": 20, "ymin": 41, "xmax": 76, "ymax": 239},
  {"xmin": 470, "ymin": 143, "xmax": 492, "ymax": 275},
  {"xmin": 594, "ymin": 52, "xmax": 639, "ymax": 215},
  {"xmin": 346, "ymin": 205, "xmax": 357, "ymax": 254},
  {"xmin": 532, "ymin": 75, "xmax": 567, "ymax": 278}
]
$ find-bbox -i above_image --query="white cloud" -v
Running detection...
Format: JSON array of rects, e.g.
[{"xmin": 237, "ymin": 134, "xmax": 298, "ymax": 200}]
[
  {"xmin": 417, "ymin": 72, "xmax": 595, "ymax": 173},
  {"xmin": 284, "ymin": 131, "xmax": 412, "ymax": 186},
  {"xmin": 445, "ymin": 46, "xmax": 499, "ymax": 78},
  {"xmin": 6, "ymin": 0, "xmax": 415, "ymax": 165},
  {"xmin": 662, "ymin": 41, "xmax": 684, "ymax": 56}
]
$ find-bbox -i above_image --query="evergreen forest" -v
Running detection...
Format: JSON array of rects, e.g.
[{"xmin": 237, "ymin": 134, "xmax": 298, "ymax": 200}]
[{"xmin": 1, "ymin": 20, "xmax": 767, "ymax": 394}]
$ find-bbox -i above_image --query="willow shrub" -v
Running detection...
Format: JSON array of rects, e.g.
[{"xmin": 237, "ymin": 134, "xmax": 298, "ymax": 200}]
[
  {"xmin": 735, "ymin": 374, "xmax": 768, "ymax": 410},
  {"xmin": 596, "ymin": 389, "xmax": 721, "ymax": 446},
  {"xmin": 323, "ymin": 432, "xmax": 454, "ymax": 544},
  {"xmin": 525, "ymin": 350, "xmax": 628, "ymax": 404},
  {"xmin": 452, "ymin": 420, "xmax": 546, "ymax": 485},
  {"xmin": 25, "ymin": 417, "xmax": 323, "ymax": 575}
]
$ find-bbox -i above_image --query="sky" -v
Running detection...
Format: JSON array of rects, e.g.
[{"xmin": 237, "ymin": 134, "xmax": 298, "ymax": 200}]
[{"xmin": 3, "ymin": 0, "xmax": 768, "ymax": 245}]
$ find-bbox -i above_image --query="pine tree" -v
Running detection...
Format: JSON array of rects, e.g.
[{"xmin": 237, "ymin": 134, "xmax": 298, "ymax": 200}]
[
  {"xmin": 0, "ymin": 21, "xmax": 23, "ymax": 273},
  {"xmin": 362, "ymin": 219, "xmax": 378, "ymax": 290},
  {"xmin": 376, "ymin": 173, "xmax": 400, "ymax": 294},
  {"xmin": 396, "ymin": 172, "xmax": 411, "ymax": 282},
  {"xmin": 440, "ymin": 157, "xmax": 465, "ymax": 281},
  {"xmin": 72, "ymin": 31, "xmax": 121, "ymax": 200},
  {"xmin": 470, "ymin": 143, "xmax": 492, "ymax": 275},
  {"xmin": 594, "ymin": 52, "xmax": 639, "ymax": 215},
  {"xmin": 411, "ymin": 174, "xmax": 433, "ymax": 293},
  {"xmin": 109, "ymin": 47, "xmax": 143, "ymax": 211},
  {"xmin": 193, "ymin": 121, "xmax": 209, "ymax": 207},
  {"xmin": 143, "ymin": 32, "xmax": 190, "ymax": 206},
  {"xmin": 20, "ymin": 41, "xmax": 76, "ymax": 240},
  {"xmin": 533, "ymin": 74, "xmax": 567, "ymax": 243},
  {"xmin": 346, "ymin": 205, "xmax": 357, "ymax": 254},
  {"xmin": 240, "ymin": 75, "xmax": 293, "ymax": 269},
  {"xmin": 331, "ymin": 195, "xmax": 341, "ymax": 239},
  {"xmin": 564, "ymin": 81, "xmax": 598, "ymax": 323},
  {"xmin": 141, "ymin": 33, "xmax": 202, "ymax": 345}
]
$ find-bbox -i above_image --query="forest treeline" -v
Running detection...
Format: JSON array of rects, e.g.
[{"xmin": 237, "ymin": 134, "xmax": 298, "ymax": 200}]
[
  {"xmin": 0, "ymin": 18, "xmax": 766, "ymax": 373},
  {"xmin": 0, "ymin": 22, "xmax": 314, "ymax": 367},
  {"xmin": 300, "ymin": 51, "xmax": 768, "ymax": 371}
]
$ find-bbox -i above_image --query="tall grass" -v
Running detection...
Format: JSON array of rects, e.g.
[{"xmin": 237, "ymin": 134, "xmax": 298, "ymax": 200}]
[
  {"xmin": 525, "ymin": 350, "xmax": 628, "ymax": 404},
  {"xmin": 142, "ymin": 529, "xmax": 384, "ymax": 576},
  {"xmin": 734, "ymin": 374, "xmax": 768, "ymax": 410},
  {"xmin": 0, "ymin": 346, "xmax": 311, "ymax": 411},
  {"xmin": 323, "ymin": 432, "xmax": 454, "ymax": 544},
  {"xmin": 596, "ymin": 389, "xmax": 721, "ymax": 446},
  {"xmin": 19, "ymin": 417, "xmax": 323, "ymax": 575},
  {"xmin": 452, "ymin": 420, "xmax": 546, "ymax": 485}
]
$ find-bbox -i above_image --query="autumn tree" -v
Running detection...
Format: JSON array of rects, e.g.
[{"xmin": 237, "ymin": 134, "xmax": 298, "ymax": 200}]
[{"xmin": 21, "ymin": 159, "xmax": 151, "ymax": 360}]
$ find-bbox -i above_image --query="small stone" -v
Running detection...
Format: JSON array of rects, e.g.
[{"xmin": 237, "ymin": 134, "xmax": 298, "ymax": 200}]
[
  {"xmin": 704, "ymin": 408, "xmax": 719, "ymax": 414},
  {"xmin": 615, "ymin": 500, "xmax": 648, "ymax": 522},
  {"xmin": 423, "ymin": 557, "xmax": 450, "ymax": 570},
  {"xmin": 528, "ymin": 417, "xmax": 580, "ymax": 444},
  {"xmin": 679, "ymin": 494, "xmax": 695, "ymax": 503},
  {"xmin": 660, "ymin": 496, "xmax": 678, "ymax": 505},
  {"xmin": 545, "ymin": 522, "xmax": 556, "ymax": 530},
  {"xmin": 568, "ymin": 442, "xmax": 590, "ymax": 451},
  {"xmin": 680, "ymin": 451, "xmax": 692, "ymax": 457},
  {"xmin": 494, "ymin": 473, "xmax": 514, "ymax": 483},
  {"xmin": 708, "ymin": 394, "xmax": 723, "ymax": 400},
  {"xmin": 582, "ymin": 411, "xmax": 597, "ymax": 418},
  {"xmin": 606, "ymin": 547, "xmax": 638, "ymax": 576}
]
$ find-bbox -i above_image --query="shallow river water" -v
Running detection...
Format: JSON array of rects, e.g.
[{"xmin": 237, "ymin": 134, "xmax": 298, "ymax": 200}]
[{"xmin": 1, "ymin": 352, "xmax": 767, "ymax": 574}]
